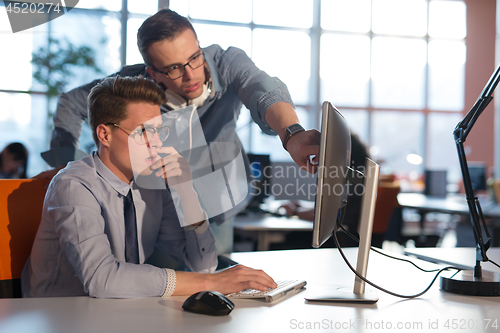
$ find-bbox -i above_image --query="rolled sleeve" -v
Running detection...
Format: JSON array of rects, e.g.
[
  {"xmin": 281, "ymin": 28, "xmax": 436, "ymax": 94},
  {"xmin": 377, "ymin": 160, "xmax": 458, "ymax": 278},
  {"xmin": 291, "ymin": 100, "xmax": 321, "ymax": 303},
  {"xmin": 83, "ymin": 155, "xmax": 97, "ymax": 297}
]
[
  {"xmin": 51, "ymin": 79, "xmax": 101, "ymax": 150},
  {"xmin": 162, "ymin": 269, "xmax": 177, "ymax": 297},
  {"xmin": 215, "ymin": 46, "xmax": 294, "ymax": 135},
  {"xmin": 183, "ymin": 216, "xmax": 210, "ymax": 235}
]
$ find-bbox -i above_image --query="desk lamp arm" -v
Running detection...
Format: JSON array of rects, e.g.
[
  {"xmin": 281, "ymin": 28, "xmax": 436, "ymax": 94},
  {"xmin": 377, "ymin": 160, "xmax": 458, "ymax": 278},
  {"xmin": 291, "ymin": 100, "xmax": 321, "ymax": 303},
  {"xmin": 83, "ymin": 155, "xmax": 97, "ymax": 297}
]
[{"xmin": 453, "ymin": 64, "xmax": 500, "ymax": 274}]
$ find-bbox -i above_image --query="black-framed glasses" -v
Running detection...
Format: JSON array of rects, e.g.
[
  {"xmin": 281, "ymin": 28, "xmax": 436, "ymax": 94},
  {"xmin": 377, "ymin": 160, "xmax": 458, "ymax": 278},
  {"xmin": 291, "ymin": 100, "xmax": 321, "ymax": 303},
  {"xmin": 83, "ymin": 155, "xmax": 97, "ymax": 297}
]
[
  {"xmin": 106, "ymin": 123, "xmax": 170, "ymax": 145},
  {"xmin": 150, "ymin": 50, "xmax": 205, "ymax": 80}
]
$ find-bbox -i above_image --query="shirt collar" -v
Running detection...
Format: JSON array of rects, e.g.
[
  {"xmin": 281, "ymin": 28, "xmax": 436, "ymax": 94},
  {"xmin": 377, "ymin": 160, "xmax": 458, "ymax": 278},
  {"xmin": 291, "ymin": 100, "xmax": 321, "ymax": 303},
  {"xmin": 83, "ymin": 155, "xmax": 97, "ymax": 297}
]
[
  {"xmin": 93, "ymin": 152, "xmax": 133, "ymax": 196},
  {"xmin": 164, "ymin": 82, "xmax": 212, "ymax": 110},
  {"xmin": 204, "ymin": 52, "xmax": 223, "ymax": 93}
]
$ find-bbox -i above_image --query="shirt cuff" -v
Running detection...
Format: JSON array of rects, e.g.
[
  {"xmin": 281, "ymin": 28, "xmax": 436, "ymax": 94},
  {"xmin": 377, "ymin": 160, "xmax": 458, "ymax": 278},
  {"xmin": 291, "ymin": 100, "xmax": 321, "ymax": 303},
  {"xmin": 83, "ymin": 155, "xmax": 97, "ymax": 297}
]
[
  {"xmin": 162, "ymin": 269, "xmax": 177, "ymax": 297},
  {"xmin": 184, "ymin": 217, "xmax": 210, "ymax": 235}
]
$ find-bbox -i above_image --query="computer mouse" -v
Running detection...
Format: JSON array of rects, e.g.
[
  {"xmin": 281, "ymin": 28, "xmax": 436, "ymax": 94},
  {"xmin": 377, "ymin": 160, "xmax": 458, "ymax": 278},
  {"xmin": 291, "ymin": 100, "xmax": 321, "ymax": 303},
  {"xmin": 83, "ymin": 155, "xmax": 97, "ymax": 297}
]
[{"xmin": 182, "ymin": 291, "xmax": 234, "ymax": 316}]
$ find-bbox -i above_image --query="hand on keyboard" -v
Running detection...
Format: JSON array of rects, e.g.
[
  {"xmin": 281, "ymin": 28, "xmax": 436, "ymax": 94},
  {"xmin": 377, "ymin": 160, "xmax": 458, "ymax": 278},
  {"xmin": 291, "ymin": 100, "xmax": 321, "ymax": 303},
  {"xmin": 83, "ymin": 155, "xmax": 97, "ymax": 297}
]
[
  {"xmin": 205, "ymin": 264, "xmax": 277, "ymax": 295},
  {"xmin": 225, "ymin": 280, "xmax": 307, "ymax": 302},
  {"xmin": 227, "ymin": 280, "xmax": 296, "ymax": 297}
]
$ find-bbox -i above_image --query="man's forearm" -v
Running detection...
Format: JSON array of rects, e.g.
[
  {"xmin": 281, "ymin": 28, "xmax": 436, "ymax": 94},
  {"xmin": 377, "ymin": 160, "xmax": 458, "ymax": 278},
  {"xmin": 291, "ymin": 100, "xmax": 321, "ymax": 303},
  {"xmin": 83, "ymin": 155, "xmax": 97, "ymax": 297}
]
[
  {"xmin": 174, "ymin": 184, "xmax": 206, "ymax": 226},
  {"xmin": 172, "ymin": 271, "xmax": 211, "ymax": 296},
  {"xmin": 264, "ymin": 101, "xmax": 301, "ymax": 140},
  {"xmin": 264, "ymin": 101, "xmax": 320, "ymax": 174}
]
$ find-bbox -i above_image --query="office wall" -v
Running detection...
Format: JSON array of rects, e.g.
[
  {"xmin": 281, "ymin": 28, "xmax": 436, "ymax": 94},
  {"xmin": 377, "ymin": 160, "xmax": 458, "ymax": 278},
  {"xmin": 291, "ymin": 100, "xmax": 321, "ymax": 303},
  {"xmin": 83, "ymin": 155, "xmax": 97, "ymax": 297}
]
[{"xmin": 463, "ymin": 0, "xmax": 496, "ymax": 176}]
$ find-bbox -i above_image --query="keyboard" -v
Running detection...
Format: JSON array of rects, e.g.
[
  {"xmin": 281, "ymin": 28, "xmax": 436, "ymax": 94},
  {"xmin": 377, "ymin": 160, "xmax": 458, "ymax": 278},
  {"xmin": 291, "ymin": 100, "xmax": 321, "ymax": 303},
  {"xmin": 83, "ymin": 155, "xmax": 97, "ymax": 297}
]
[{"xmin": 226, "ymin": 279, "xmax": 307, "ymax": 303}]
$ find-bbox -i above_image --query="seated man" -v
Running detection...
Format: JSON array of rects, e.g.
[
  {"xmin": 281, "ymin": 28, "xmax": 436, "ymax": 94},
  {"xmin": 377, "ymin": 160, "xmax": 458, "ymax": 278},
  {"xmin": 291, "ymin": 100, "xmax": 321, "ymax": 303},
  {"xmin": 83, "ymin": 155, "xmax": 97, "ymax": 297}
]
[{"xmin": 22, "ymin": 76, "xmax": 276, "ymax": 298}]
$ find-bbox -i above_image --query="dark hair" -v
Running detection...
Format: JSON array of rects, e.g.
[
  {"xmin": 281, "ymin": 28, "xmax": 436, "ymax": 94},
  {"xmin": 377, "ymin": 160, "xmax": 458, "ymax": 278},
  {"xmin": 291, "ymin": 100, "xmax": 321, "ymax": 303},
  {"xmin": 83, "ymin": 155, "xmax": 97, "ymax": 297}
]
[
  {"xmin": 0, "ymin": 142, "xmax": 28, "ymax": 178},
  {"xmin": 137, "ymin": 9, "xmax": 197, "ymax": 66},
  {"xmin": 87, "ymin": 75, "xmax": 167, "ymax": 146}
]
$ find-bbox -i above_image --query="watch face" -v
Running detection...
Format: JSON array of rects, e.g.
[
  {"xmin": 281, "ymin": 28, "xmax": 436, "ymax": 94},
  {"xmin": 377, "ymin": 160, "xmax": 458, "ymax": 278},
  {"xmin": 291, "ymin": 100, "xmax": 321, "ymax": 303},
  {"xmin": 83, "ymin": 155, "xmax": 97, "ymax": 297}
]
[{"xmin": 288, "ymin": 124, "xmax": 304, "ymax": 134}]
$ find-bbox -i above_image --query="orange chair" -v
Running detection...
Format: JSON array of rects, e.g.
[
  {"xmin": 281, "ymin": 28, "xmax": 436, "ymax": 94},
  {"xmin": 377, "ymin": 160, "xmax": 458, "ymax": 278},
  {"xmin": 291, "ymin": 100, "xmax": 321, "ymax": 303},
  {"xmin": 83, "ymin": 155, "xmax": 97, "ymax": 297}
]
[
  {"xmin": 371, "ymin": 181, "xmax": 401, "ymax": 247},
  {"xmin": 494, "ymin": 180, "xmax": 500, "ymax": 206},
  {"xmin": 0, "ymin": 179, "xmax": 48, "ymax": 298}
]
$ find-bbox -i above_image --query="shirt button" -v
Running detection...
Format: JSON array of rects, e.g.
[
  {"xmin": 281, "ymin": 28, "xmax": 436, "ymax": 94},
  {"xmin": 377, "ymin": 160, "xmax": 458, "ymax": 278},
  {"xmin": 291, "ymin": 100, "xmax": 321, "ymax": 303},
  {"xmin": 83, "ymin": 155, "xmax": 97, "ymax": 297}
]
[{"xmin": 202, "ymin": 248, "xmax": 205, "ymax": 252}]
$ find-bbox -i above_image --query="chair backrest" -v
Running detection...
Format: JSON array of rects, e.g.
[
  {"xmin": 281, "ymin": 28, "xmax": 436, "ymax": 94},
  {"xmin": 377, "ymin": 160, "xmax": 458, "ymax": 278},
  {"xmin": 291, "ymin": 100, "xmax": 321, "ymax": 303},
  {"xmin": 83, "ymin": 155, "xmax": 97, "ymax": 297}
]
[
  {"xmin": 494, "ymin": 180, "xmax": 500, "ymax": 206},
  {"xmin": 372, "ymin": 182, "xmax": 401, "ymax": 234},
  {"xmin": 0, "ymin": 179, "xmax": 48, "ymax": 297}
]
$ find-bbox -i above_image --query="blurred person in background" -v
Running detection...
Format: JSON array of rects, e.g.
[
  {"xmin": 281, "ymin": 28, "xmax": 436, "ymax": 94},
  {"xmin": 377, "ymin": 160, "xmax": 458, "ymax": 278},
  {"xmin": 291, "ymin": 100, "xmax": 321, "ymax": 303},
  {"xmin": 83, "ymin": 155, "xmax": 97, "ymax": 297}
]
[{"xmin": 0, "ymin": 142, "xmax": 28, "ymax": 179}]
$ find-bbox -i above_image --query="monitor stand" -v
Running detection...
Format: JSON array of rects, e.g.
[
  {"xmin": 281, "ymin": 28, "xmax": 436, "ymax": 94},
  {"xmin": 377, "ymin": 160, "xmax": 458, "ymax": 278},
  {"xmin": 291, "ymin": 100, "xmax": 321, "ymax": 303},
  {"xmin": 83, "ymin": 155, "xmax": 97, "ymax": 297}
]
[{"xmin": 305, "ymin": 158, "xmax": 380, "ymax": 304}]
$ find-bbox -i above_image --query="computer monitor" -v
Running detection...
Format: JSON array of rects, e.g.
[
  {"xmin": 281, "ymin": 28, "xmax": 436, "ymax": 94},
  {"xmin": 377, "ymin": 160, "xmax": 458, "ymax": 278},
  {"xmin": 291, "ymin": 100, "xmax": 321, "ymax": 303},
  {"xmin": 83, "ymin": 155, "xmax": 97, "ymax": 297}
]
[
  {"xmin": 306, "ymin": 102, "xmax": 380, "ymax": 304},
  {"xmin": 424, "ymin": 170, "xmax": 448, "ymax": 197},
  {"xmin": 246, "ymin": 153, "xmax": 271, "ymax": 211},
  {"xmin": 468, "ymin": 163, "xmax": 487, "ymax": 192}
]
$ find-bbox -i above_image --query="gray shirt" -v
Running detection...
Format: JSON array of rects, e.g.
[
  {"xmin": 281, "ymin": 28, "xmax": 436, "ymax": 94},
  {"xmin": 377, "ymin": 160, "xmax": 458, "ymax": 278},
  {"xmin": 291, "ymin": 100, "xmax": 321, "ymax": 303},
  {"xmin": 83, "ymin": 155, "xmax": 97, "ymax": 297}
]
[
  {"xmin": 22, "ymin": 153, "xmax": 217, "ymax": 298},
  {"xmin": 49, "ymin": 45, "xmax": 294, "ymax": 223}
]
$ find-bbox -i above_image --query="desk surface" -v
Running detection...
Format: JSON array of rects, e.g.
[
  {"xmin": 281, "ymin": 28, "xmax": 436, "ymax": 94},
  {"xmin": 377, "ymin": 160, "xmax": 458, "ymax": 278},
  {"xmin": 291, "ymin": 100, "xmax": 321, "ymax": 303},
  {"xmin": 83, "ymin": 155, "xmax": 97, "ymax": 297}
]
[
  {"xmin": 234, "ymin": 215, "xmax": 312, "ymax": 232},
  {"xmin": 233, "ymin": 214, "xmax": 313, "ymax": 250},
  {"xmin": 2, "ymin": 248, "xmax": 500, "ymax": 333},
  {"xmin": 398, "ymin": 193, "xmax": 500, "ymax": 218},
  {"xmin": 405, "ymin": 247, "xmax": 500, "ymax": 272}
]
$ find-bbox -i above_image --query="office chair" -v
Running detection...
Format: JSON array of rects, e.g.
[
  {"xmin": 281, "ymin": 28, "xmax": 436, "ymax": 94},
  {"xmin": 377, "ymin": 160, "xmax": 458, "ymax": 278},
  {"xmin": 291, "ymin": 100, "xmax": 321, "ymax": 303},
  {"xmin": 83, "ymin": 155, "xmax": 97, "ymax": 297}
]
[
  {"xmin": 494, "ymin": 180, "xmax": 500, "ymax": 206},
  {"xmin": 0, "ymin": 179, "xmax": 48, "ymax": 298},
  {"xmin": 371, "ymin": 180, "xmax": 401, "ymax": 248}
]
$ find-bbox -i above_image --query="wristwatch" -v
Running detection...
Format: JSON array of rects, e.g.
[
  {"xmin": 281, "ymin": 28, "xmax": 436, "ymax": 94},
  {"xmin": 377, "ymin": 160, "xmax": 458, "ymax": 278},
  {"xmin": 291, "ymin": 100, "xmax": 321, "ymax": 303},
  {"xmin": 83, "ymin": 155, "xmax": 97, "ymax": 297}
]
[{"xmin": 282, "ymin": 123, "xmax": 305, "ymax": 151}]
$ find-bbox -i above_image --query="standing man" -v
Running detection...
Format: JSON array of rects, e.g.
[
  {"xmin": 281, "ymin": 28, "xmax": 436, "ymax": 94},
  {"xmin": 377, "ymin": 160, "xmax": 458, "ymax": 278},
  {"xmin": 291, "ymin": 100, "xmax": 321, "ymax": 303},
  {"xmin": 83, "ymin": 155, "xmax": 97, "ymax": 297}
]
[
  {"xmin": 44, "ymin": 9, "xmax": 320, "ymax": 254},
  {"xmin": 22, "ymin": 76, "xmax": 277, "ymax": 298}
]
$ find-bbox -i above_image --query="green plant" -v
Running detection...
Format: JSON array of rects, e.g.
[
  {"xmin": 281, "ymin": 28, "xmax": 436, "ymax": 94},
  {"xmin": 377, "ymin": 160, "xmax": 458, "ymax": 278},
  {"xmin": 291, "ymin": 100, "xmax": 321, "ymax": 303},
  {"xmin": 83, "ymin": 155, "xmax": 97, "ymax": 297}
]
[{"xmin": 31, "ymin": 37, "xmax": 103, "ymax": 97}]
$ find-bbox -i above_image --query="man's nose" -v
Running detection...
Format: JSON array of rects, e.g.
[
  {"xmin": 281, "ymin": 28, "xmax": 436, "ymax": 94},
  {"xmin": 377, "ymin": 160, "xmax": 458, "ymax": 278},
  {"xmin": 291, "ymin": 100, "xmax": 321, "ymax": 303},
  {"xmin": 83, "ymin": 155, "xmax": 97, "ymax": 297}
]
[
  {"xmin": 182, "ymin": 65, "xmax": 196, "ymax": 80},
  {"xmin": 150, "ymin": 131, "xmax": 163, "ymax": 147},
  {"xmin": 144, "ymin": 131, "xmax": 162, "ymax": 148}
]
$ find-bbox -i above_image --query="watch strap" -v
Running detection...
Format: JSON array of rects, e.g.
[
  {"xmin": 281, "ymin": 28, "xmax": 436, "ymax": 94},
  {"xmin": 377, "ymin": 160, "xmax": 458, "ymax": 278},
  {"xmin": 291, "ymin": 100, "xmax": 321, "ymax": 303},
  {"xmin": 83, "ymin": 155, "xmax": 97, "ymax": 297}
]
[{"xmin": 282, "ymin": 124, "xmax": 305, "ymax": 151}]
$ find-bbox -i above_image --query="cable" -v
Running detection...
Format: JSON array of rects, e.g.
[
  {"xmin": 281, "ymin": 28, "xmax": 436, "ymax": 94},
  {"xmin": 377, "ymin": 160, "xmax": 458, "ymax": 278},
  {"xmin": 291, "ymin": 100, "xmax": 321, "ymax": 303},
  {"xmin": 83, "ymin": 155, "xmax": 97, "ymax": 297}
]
[
  {"xmin": 332, "ymin": 229, "xmax": 460, "ymax": 299},
  {"xmin": 337, "ymin": 209, "xmax": 500, "ymax": 286},
  {"xmin": 337, "ymin": 223, "xmax": 442, "ymax": 273},
  {"xmin": 330, "ymin": 205, "xmax": 462, "ymax": 298},
  {"xmin": 489, "ymin": 259, "xmax": 500, "ymax": 270},
  {"xmin": 336, "ymin": 203, "xmax": 443, "ymax": 273}
]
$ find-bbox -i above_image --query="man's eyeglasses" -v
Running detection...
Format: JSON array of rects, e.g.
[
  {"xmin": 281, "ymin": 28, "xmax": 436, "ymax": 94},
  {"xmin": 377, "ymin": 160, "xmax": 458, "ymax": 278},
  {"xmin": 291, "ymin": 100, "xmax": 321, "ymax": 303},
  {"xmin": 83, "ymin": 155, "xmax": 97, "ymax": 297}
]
[
  {"xmin": 150, "ymin": 50, "xmax": 205, "ymax": 80},
  {"xmin": 106, "ymin": 123, "xmax": 170, "ymax": 145}
]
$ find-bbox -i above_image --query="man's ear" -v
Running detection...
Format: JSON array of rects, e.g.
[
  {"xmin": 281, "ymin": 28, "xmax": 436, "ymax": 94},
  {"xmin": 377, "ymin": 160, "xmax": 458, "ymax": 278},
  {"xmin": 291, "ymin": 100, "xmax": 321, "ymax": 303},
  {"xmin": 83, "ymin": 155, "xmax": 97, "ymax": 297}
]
[
  {"xmin": 146, "ymin": 67, "xmax": 158, "ymax": 82},
  {"xmin": 146, "ymin": 67, "xmax": 168, "ymax": 91},
  {"xmin": 96, "ymin": 124, "xmax": 112, "ymax": 148}
]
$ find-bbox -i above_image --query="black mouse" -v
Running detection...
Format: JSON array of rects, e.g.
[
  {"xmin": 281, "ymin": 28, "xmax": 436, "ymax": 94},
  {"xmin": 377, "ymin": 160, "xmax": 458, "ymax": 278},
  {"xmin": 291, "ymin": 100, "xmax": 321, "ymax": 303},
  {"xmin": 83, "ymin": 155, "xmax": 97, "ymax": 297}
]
[{"xmin": 182, "ymin": 291, "xmax": 234, "ymax": 316}]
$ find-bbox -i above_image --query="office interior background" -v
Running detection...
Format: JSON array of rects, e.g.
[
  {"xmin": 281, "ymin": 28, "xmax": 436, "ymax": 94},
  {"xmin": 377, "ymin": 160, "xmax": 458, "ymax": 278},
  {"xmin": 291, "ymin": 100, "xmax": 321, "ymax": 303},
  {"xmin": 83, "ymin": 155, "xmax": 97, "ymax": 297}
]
[{"xmin": 0, "ymin": 0, "xmax": 497, "ymax": 194}]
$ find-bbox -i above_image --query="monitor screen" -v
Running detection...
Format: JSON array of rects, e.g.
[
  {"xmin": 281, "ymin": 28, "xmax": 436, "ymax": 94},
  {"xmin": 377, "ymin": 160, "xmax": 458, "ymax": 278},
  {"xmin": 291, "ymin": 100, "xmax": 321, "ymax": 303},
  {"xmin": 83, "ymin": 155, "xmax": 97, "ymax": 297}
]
[
  {"xmin": 312, "ymin": 102, "xmax": 351, "ymax": 248},
  {"xmin": 468, "ymin": 163, "xmax": 487, "ymax": 192},
  {"xmin": 246, "ymin": 153, "xmax": 271, "ymax": 211},
  {"xmin": 424, "ymin": 170, "xmax": 448, "ymax": 197}
]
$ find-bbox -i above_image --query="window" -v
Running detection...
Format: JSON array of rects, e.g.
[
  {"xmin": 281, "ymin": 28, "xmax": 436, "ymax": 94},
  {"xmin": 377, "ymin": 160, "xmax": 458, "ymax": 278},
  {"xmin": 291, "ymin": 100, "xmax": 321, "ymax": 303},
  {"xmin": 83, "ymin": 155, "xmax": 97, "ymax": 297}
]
[
  {"xmin": 0, "ymin": 2, "xmax": 148, "ymax": 176},
  {"xmin": 0, "ymin": 0, "xmax": 468, "ymax": 186},
  {"xmin": 172, "ymin": 0, "xmax": 466, "ymax": 189}
]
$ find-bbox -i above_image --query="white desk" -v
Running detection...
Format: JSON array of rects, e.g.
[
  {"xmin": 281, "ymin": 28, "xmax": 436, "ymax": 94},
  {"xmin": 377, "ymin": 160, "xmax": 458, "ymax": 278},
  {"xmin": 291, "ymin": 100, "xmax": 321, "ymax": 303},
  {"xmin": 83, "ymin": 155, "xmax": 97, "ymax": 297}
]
[
  {"xmin": 2, "ymin": 248, "xmax": 500, "ymax": 333},
  {"xmin": 234, "ymin": 215, "xmax": 312, "ymax": 251},
  {"xmin": 397, "ymin": 193, "xmax": 500, "ymax": 246},
  {"xmin": 398, "ymin": 193, "xmax": 500, "ymax": 218},
  {"xmin": 405, "ymin": 247, "xmax": 500, "ymax": 272}
]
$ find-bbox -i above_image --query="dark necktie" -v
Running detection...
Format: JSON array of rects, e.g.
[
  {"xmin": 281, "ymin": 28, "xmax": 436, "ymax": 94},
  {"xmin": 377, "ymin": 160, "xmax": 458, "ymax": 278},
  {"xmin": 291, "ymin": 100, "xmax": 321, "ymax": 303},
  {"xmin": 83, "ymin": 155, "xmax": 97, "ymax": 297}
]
[{"xmin": 123, "ymin": 190, "xmax": 139, "ymax": 264}]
